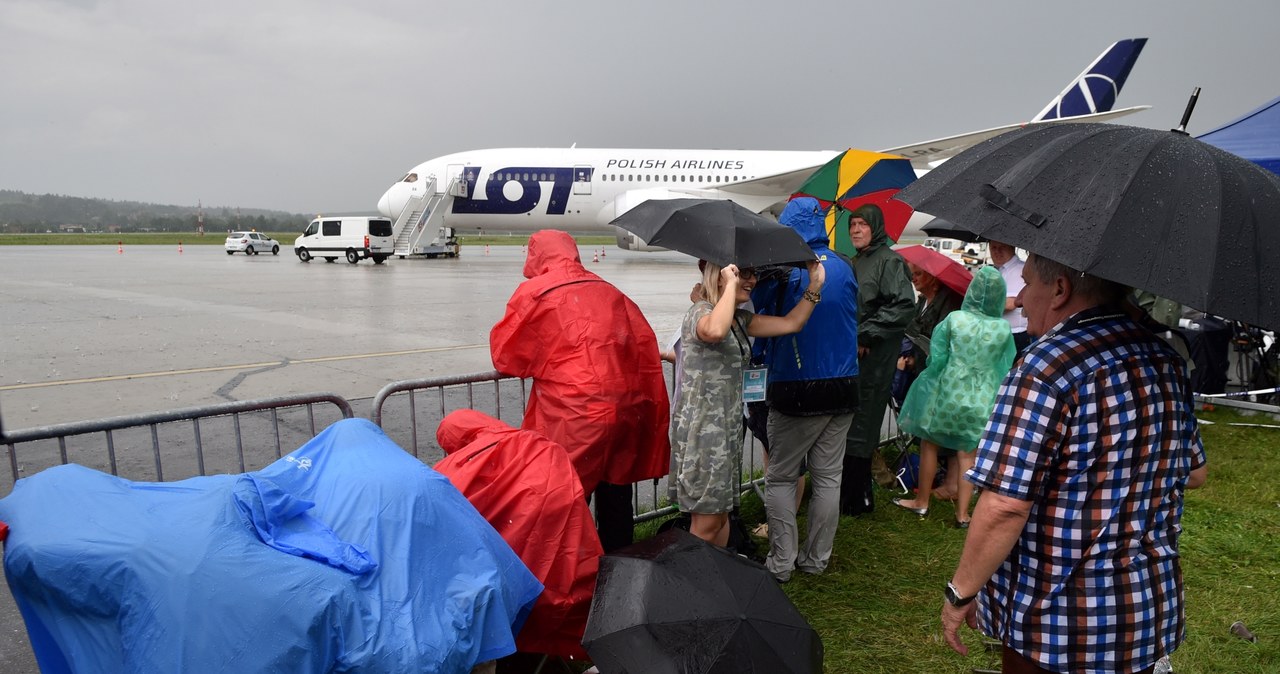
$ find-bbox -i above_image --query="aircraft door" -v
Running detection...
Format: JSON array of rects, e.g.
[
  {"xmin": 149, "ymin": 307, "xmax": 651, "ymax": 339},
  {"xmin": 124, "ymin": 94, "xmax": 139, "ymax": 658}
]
[
  {"xmin": 445, "ymin": 164, "xmax": 469, "ymax": 197},
  {"xmin": 573, "ymin": 165, "xmax": 592, "ymax": 195}
]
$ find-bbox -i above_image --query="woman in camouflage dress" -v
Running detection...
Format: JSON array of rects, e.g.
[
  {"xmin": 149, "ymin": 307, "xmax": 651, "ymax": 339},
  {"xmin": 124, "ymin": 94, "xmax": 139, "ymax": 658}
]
[{"xmin": 670, "ymin": 259, "xmax": 825, "ymax": 546}]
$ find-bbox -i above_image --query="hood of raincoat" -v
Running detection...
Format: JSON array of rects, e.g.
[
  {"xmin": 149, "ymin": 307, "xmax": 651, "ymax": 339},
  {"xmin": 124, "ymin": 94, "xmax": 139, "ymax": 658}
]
[
  {"xmin": 780, "ymin": 197, "xmax": 829, "ymax": 249},
  {"xmin": 963, "ymin": 265, "xmax": 1008, "ymax": 318},
  {"xmin": 433, "ymin": 410, "xmax": 603, "ymax": 660},
  {"xmin": 523, "ymin": 230, "xmax": 582, "ymax": 279},
  {"xmin": 851, "ymin": 203, "xmax": 890, "ymax": 252},
  {"xmin": 437, "ymin": 409, "xmax": 506, "ymax": 455}
]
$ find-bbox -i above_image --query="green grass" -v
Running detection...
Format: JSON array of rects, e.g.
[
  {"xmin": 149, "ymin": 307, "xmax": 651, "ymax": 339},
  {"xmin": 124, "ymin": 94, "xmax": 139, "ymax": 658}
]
[
  {"xmin": 0, "ymin": 233, "xmax": 616, "ymax": 247},
  {"xmin": 641, "ymin": 407, "xmax": 1279, "ymax": 673}
]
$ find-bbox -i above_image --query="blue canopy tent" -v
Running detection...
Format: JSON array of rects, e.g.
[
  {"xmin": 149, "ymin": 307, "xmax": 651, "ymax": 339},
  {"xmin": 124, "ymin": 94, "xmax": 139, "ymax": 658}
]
[{"xmin": 1197, "ymin": 95, "xmax": 1280, "ymax": 176}]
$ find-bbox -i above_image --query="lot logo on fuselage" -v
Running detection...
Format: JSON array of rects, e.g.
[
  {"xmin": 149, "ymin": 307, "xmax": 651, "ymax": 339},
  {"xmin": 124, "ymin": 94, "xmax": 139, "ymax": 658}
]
[{"xmin": 451, "ymin": 166, "xmax": 590, "ymax": 216}]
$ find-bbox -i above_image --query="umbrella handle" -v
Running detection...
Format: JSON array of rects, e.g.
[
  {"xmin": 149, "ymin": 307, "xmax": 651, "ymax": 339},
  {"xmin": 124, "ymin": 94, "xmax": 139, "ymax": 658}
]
[{"xmin": 1173, "ymin": 87, "xmax": 1201, "ymax": 135}]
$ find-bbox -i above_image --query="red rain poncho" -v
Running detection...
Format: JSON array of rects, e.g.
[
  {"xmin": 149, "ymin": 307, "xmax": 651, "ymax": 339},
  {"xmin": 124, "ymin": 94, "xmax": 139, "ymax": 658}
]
[
  {"xmin": 435, "ymin": 409, "xmax": 602, "ymax": 659},
  {"xmin": 490, "ymin": 230, "xmax": 670, "ymax": 492}
]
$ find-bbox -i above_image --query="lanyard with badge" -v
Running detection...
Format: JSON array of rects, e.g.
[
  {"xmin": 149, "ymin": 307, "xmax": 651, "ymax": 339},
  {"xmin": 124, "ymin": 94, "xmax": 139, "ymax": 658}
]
[{"xmin": 736, "ymin": 317, "xmax": 768, "ymax": 402}]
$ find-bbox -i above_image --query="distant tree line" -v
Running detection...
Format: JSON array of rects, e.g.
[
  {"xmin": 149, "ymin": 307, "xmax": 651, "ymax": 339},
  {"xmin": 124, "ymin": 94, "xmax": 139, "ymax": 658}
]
[{"xmin": 0, "ymin": 190, "xmax": 309, "ymax": 234}]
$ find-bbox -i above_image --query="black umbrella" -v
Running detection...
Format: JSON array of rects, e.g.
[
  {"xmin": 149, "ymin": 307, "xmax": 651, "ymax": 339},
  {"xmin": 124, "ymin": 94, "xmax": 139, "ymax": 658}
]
[
  {"xmin": 582, "ymin": 528, "xmax": 822, "ymax": 674},
  {"xmin": 894, "ymin": 121, "xmax": 1280, "ymax": 331},
  {"xmin": 920, "ymin": 217, "xmax": 986, "ymax": 243},
  {"xmin": 609, "ymin": 199, "xmax": 817, "ymax": 269}
]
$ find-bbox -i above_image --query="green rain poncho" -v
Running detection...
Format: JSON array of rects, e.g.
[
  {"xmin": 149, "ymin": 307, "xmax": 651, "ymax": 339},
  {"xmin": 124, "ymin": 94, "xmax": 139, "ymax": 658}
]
[
  {"xmin": 897, "ymin": 266, "xmax": 1016, "ymax": 451},
  {"xmin": 843, "ymin": 204, "xmax": 916, "ymax": 459}
]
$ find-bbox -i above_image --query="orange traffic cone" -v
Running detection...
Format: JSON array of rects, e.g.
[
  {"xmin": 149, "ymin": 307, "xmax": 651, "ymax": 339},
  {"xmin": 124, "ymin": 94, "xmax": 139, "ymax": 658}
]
[
  {"xmin": 592, "ymin": 251, "xmax": 599, "ymax": 263},
  {"xmin": 600, "ymin": 248, "xmax": 606, "ymax": 257},
  {"xmin": 178, "ymin": 241, "xmax": 184, "ymax": 255},
  {"xmin": 117, "ymin": 241, "xmax": 123, "ymax": 254}
]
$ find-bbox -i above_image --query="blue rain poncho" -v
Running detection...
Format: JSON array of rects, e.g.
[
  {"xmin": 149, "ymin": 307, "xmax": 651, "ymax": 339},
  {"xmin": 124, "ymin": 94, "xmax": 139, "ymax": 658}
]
[{"xmin": 0, "ymin": 418, "xmax": 542, "ymax": 673}]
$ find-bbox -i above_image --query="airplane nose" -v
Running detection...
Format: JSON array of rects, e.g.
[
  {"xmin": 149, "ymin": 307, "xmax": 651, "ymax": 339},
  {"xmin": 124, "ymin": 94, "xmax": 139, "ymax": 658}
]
[{"xmin": 377, "ymin": 187, "xmax": 395, "ymax": 218}]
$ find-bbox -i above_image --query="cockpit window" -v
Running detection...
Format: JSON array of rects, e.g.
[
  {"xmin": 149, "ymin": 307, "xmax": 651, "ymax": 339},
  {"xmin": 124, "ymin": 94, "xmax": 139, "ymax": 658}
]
[{"xmin": 403, "ymin": 173, "xmax": 418, "ymax": 183}]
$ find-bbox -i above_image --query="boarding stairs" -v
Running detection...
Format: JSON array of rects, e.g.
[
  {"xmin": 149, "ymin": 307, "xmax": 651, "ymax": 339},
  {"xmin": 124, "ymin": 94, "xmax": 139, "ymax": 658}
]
[{"xmin": 391, "ymin": 177, "xmax": 455, "ymax": 257}]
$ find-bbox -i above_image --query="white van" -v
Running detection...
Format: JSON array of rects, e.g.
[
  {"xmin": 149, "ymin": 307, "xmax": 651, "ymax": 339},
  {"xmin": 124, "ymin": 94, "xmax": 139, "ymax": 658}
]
[
  {"xmin": 294, "ymin": 216, "xmax": 395, "ymax": 264},
  {"xmin": 922, "ymin": 237, "xmax": 988, "ymax": 268}
]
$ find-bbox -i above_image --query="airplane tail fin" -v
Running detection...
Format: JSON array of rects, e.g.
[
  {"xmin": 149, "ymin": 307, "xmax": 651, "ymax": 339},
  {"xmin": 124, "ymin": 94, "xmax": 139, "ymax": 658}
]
[{"xmin": 1032, "ymin": 38, "xmax": 1147, "ymax": 121}]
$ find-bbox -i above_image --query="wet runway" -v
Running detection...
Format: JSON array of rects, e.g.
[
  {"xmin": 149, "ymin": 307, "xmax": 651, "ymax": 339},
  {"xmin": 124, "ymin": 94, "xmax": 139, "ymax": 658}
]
[
  {"xmin": 0, "ymin": 242, "xmax": 706, "ymax": 672},
  {"xmin": 1, "ymin": 244, "xmax": 699, "ymax": 429}
]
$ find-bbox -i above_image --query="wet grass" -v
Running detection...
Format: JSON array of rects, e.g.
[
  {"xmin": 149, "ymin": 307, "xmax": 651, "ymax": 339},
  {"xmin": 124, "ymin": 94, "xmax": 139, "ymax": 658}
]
[{"xmin": 641, "ymin": 406, "xmax": 1279, "ymax": 673}]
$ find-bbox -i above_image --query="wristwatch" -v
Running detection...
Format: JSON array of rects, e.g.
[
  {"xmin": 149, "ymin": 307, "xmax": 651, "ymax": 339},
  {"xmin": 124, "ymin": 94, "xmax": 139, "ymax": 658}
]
[{"xmin": 944, "ymin": 582, "xmax": 976, "ymax": 607}]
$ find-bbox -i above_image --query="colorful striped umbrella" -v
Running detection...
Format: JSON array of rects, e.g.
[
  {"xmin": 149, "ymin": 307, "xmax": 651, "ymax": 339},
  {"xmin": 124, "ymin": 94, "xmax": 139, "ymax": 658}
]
[{"xmin": 792, "ymin": 149, "xmax": 918, "ymax": 256}]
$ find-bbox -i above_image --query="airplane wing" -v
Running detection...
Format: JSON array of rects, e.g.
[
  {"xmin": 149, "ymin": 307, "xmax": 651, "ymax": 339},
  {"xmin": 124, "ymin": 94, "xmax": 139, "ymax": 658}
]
[
  {"xmin": 711, "ymin": 163, "xmax": 829, "ymax": 197},
  {"xmin": 883, "ymin": 106, "xmax": 1151, "ymax": 169}
]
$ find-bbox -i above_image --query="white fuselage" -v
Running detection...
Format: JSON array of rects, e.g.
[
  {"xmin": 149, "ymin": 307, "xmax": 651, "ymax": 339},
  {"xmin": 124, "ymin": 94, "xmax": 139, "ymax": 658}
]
[{"xmin": 377, "ymin": 147, "xmax": 841, "ymax": 234}]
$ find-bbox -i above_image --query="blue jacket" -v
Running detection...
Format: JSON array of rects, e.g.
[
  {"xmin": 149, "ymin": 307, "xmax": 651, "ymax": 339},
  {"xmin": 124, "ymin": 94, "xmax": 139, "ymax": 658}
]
[{"xmin": 751, "ymin": 197, "xmax": 860, "ymax": 416}]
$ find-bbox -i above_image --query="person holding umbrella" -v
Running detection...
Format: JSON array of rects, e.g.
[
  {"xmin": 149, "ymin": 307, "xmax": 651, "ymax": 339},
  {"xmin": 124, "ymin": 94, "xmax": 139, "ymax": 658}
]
[
  {"xmin": 895, "ymin": 259, "xmax": 966, "ymax": 500},
  {"xmin": 840, "ymin": 204, "xmax": 916, "ymax": 517},
  {"xmin": 939, "ymin": 253, "xmax": 1207, "ymax": 672},
  {"xmin": 890, "ymin": 118, "xmax": 1258, "ymax": 670},
  {"xmin": 891, "ymin": 266, "xmax": 1015, "ymax": 527},
  {"xmin": 670, "ymin": 257, "xmax": 825, "ymax": 547}
]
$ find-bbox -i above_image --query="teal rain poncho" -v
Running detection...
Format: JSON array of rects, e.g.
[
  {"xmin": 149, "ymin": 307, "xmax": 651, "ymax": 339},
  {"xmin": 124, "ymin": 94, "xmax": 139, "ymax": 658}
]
[{"xmin": 897, "ymin": 266, "xmax": 1017, "ymax": 450}]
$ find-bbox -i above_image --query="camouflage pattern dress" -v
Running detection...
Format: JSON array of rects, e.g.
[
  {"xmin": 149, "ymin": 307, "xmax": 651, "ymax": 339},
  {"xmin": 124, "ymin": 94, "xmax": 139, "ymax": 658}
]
[{"xmin": 669, "ymin": 301, "xmax": 754, "ymax": 513}]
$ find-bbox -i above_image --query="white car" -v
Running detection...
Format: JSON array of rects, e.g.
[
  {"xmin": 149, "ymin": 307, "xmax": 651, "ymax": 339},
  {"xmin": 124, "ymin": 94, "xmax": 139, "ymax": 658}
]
[{"xmin": 225, "ymin": 231, "xmax": 281, "ymax": 256}]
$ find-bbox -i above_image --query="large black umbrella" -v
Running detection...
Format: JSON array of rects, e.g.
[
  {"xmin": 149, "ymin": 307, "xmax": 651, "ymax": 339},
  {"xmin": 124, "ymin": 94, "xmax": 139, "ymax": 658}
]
[
  {"xmin": 894, "ymin": 121, "xmax": 1280, "ymax": 331},
  {"xmin": 609, "ymin": 199, "xmax": 816, "ymax": 269},
  {"xmin": 582, "ymin": 528, "xmax": 822, "ymax": 674}
]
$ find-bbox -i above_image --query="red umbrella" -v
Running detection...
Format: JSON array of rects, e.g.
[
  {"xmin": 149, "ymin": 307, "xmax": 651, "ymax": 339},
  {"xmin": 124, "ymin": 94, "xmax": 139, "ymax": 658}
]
[{"xmin": 895, "ymin": 245, "xmax": 973, "ymax": 297}]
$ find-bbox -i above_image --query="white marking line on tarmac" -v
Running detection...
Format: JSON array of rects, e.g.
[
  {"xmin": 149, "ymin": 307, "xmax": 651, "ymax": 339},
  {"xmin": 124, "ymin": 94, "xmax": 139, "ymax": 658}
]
[{"xmin": 0, "ymin": 345, "xmax": 489, "ymax": 391}]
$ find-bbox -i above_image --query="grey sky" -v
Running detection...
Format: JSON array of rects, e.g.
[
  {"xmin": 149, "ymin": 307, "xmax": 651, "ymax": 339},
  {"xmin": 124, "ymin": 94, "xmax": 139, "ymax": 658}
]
[{"xmin": 3, "ymin": 0, "xmax": 1278, "ymax": 215}]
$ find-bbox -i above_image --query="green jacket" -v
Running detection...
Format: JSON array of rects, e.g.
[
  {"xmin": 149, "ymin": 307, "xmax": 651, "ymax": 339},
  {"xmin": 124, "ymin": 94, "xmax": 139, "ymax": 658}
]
[
  {"xmin": 844, "ymin": 204, "xmax": 916, "ymax": 457},
  {"xmin": 853, "ymin": 219, "xmax": 916, "ymax": 350}
]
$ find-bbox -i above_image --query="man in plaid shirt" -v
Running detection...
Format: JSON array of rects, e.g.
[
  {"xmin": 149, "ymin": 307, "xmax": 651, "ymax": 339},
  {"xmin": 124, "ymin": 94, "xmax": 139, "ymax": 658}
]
[{"xmin": 941, "ymin": 253, "xmax": 1208, "ymax": 674}]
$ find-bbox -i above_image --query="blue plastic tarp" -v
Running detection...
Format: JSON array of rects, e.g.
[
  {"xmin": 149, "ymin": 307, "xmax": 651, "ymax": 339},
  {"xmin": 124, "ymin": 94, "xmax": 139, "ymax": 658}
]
[
  {"xmin": 1197, "ymin": 95, "xmax": 1280, "ymax": 176},
  {"xmin": 0, "ymin": 418, "xmax": 543, "ymax": 673}
]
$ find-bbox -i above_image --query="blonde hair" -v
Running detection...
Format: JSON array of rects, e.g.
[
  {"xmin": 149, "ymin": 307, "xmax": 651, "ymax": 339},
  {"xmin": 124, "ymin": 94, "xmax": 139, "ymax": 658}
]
[{"xmin": 701, "ymin": 262, "xmax": 723, "ymax": 304}]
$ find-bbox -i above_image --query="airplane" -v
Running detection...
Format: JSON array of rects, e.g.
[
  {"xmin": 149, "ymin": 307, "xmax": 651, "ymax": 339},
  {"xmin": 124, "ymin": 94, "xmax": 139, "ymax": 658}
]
[{"xmin": 377, "ymin": 38, "xmax": 1148, "ymax": 255}]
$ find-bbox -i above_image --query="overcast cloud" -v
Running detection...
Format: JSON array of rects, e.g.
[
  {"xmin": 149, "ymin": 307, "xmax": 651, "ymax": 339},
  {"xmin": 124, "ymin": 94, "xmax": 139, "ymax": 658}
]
[{"xmin": 2, "ymin": 0, "xmax": 1278, "ymax": 214}]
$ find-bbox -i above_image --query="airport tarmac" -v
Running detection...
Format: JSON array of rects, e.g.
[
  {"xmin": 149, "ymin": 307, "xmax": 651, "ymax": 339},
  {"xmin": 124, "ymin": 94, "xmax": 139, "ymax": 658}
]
[{"xmin": 1, "ymin": 243, "xmax": 700, "ymax": 430}]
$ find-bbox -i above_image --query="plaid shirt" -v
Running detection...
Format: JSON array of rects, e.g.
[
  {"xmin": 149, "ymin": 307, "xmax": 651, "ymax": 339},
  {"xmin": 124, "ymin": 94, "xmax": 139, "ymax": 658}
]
[{"xmin": 969, "ymin": 305, "xmax": 1206, "ymax": 673}]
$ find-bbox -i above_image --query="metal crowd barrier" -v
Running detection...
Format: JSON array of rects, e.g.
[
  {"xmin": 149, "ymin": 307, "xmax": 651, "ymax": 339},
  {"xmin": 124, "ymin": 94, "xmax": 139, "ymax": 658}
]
[
  {"xmin": 1, "ymin": 370, "xmax": 915, "ymax": 523},
  {"xmin": 1, "ymin": 393, "xmax": 354, "ymax": 495},
  {"xmin": 369, "ymin": 369, "xmax": 776, "ymax": 523}
]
